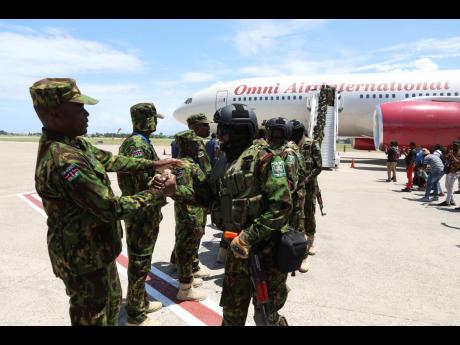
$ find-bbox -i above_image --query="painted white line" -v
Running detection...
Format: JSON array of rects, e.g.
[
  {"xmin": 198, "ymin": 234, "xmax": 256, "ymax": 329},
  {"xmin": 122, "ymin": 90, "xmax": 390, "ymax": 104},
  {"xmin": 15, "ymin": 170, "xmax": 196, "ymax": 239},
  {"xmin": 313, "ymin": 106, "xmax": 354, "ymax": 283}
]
[
  {"xmin": 17, "ymin": 193, "xmax": 47, "ymax": 218},
  {"xmin": 116, "ymin": 262, "xmax": 206, "ymax": 326}
]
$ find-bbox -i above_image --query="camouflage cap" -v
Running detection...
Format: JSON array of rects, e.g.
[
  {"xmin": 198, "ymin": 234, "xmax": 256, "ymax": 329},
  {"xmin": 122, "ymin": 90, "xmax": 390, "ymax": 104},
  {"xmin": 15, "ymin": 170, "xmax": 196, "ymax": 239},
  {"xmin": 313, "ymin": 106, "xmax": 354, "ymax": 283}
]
[
  {"xmin": 29, "ymin": 78, "xmax": 98, "ymax": 108},
  {"xmin": 130, "ymin": 103, "xmax": 164, "ymax": 132},
  {"xmin": 186, "ymin": 113, "xmax": 210, "ymax": 128},
  {"xmin": 175, "ymin": 129, "xmax": 200, "ymax": 148}
]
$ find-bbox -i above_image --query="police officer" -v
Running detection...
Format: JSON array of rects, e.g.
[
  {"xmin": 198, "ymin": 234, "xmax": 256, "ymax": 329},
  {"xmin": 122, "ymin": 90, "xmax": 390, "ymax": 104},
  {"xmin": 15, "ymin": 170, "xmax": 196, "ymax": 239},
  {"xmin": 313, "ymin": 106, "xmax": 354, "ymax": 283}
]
[
  {"xmin": 292, "ymin": 121, "xmax": 322, "ymax": 272},
  {"xmin": 30, "ymin": 78, "xmax": 180, "ymax": 326},
  {"xmin": 117, "ymin": 103, "xmax": 166, "ymax": 326},
  {"xmin": 183, "ymin": 113, "xmax": 213, "ymax": 273},
  {"xmin": 171, "ymin": 130, "xmax": 209, "ymax": 301},
  {"xmin": 163, "ymin": 104, "xmax": 293, "ymax": 326},
  {"xmin": 266, "ymin": 118, "xmax": 306, "ymax": 242}
]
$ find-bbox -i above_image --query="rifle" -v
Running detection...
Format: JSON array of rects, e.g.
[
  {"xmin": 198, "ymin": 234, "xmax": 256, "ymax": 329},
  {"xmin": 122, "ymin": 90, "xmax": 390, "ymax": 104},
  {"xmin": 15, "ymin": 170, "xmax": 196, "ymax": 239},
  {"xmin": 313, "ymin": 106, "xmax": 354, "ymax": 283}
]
[
  {"xmin": 316, "ymin": 187, "xmax": 326, "ymax": 216},
  {"xmin": 224, "ymin": 231, "xmax": 270, "ymax": 325}
]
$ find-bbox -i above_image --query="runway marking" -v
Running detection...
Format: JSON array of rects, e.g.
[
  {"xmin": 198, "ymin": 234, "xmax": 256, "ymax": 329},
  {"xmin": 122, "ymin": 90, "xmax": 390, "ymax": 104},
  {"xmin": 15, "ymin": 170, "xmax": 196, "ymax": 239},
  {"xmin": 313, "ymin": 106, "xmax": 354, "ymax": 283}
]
[{"xmin": 17, "ymin": 191, "xmax": 224, "ymax": 326}]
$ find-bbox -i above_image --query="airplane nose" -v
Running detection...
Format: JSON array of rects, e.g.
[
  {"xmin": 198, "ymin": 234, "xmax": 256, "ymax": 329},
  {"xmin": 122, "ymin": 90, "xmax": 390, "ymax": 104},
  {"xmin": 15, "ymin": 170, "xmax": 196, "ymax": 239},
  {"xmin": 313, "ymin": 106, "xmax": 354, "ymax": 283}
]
[{"xmin": 173, "ymin": 104, "xmax": 187, "ymax": 123}]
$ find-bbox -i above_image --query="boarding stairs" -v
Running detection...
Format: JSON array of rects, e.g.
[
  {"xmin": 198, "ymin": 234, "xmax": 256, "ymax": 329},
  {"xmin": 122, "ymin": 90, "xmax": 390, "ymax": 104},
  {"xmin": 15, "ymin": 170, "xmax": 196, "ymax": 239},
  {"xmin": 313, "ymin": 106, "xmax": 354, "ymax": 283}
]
[{"xmin": 306, "ymin": 92, "xmax": 341, "ymax": 169}]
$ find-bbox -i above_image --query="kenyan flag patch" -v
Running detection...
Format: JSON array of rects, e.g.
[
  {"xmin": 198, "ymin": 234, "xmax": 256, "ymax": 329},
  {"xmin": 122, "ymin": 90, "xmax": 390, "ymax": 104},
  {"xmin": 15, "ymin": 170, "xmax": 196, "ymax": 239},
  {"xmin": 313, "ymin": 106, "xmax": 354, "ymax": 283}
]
[
  {"xmin": 62, "ymin": 163, "xmax": 81, "ymax": 182},
  {"xmin": 132, "ymin": 149, "xmax": 144, "ymax": 158}
]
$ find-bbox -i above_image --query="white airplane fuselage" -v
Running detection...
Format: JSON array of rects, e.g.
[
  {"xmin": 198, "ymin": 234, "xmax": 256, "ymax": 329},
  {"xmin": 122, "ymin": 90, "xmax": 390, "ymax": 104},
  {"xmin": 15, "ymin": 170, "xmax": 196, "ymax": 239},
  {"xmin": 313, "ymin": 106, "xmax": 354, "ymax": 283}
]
[{"xmin": 173, "ymin": 70, "xmax": 460, "ymax": 138}]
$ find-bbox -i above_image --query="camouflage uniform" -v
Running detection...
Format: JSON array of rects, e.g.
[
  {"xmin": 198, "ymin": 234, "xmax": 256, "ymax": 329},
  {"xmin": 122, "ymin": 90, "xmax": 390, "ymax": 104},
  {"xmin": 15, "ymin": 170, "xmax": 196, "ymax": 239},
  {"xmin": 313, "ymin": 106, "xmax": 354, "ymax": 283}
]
[
  {"xmin": 216, "ymin": 144, "xmax": 292, "ymax": 325},
  {"xmin": 171, "ymin": 130, "xmax": 207, "ymax": 283},
  {"xmin": 117, "ymin": 103, "xmax": 166, "ymax": 324},
  {"xmin": 301, "ymin": 137, "xmax": 322, "ymax": 238},
  {"xmin": 31, "ymin": 78, "xmax": 166, "ymax": 326},
  {"xmin": 170, "ymin": 114, "xmax": 213, "ymax": 266}
]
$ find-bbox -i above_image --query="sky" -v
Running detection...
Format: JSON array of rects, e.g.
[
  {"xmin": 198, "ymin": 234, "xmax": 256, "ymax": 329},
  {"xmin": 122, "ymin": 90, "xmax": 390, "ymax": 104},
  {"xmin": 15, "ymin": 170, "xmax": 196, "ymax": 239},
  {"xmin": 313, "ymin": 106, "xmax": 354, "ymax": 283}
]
[{"xmin": 1, "ymin": 19, "xmax": 460, "ymax": 135}]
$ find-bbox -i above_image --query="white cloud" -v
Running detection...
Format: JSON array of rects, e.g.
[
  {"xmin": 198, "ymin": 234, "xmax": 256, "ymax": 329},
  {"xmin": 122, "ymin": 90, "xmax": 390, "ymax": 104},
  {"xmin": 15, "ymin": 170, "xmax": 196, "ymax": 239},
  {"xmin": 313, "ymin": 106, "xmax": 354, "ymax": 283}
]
[
  {"xmin": 414, "ymin": 57, "xmax": 439, "ymax": 71},
  {"xmin": 182, "ymin": 72, "xmax": 215, "ymax": 83},
  {"xmin": 239, "ymin": 65, "xmax": 286, "ymax": 77},
  {"xmin": 233, "ymin": 19, "xmax": 326, "ymax": 56},
  {"xmin": 0, "ymin": 31, "xmax": 144, "ymax": 78}
]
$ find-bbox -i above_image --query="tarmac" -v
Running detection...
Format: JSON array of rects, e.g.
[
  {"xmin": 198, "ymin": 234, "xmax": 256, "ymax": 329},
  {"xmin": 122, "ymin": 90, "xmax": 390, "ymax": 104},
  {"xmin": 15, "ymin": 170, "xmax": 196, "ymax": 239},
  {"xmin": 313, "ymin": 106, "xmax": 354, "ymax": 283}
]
[{"xmin": 0, "ymin": 141, "xmax": 459, "ymax": 326}]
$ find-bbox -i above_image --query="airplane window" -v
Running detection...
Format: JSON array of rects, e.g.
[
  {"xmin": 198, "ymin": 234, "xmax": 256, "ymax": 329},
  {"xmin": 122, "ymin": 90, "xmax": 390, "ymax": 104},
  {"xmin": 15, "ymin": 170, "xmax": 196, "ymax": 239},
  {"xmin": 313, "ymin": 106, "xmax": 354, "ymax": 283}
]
[
  {"xmin": 243, "ymin": 97, "xmax": 246, "ymax": 101},
  {"xmin": 440, "ymin": 93, "xmax": 444, "ymax": 96},
  {"xmin": 287, "ymin": 96, "xmax": 291, "ymax": 100},
  {"xmin": 249, "ymin": 97, "xmax": 252, "ymax": 101},
  {"xmin": 276, "ymin": 96, "xmax": 279, "ymax": 100},
  {"xmin": 265, "ymin": 96, "xmax": 268, "ymax": 100},
  {"xmin": 299, "ymin": 95, "xmax": 302, "ymax": 100},
  {"xmin": 372, "ymin": 94, "xmax": 376, "ymax": 98},
  {"xmin": 233, "ymin": 97, "xmax": 236, "ymax": 101},
  {"xmin": 392, "ymin": 94, "xmax": 395, "ymax": 98},
  {"xmin": 426, "ymin": 93, "xmax": 429, "ymax": 96},
  {"xmin": 184, "ymin": 97, "xmax": 193, "ymax": 104},
  {"xmin": 238, "ymin": 97, "xmax": 241, "ymax": 101},
  {"xmin": 405, "ymin": 94, "xmax": 409, "ymax": 98},
  {"xmin": 447, "ymin": 92, "xmax": 451, "ymax": 96},
  {"xmin": 366, "ymin": 94, "xmax": 370, "ymax": 99},
  {"xmin": 419, "ymin": 93, "xmax": 423, "ymax": 96},
  {"xmin": 379, "ymin": 94, "xmax": 382, "ymax": 98},
  {"xmin": 360, "ymin": 95, "xmax": 363, "ymax": 99},
  {"xmin": 293, "ymin": 96, "xmax": 296, "ymax": 100},
  {"xmin": 455, "ymin": 92, "xmax": 459, "ymax": 96},
  {"xmin": 433, "ymin": 93, "xmax": 437, "ymax": 96},
  {"xmin": 412, "ymin": 94, "xmax": 416, "ymax": 97},
  {"xmin": 282, "ymin": 96, "xmax": 285, "ymax": 100},
  {"xmin": 385, "ymin": 94, "xmax": 389, "ymax": 98}
]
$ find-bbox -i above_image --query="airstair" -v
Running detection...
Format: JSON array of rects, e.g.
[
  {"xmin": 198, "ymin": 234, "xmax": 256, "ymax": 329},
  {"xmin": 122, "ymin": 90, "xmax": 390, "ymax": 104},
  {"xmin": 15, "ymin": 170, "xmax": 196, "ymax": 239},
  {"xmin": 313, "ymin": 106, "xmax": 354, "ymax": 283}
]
[{"xmin": 306, "ymin": 91, "xmax": 341, "ymax": 169}]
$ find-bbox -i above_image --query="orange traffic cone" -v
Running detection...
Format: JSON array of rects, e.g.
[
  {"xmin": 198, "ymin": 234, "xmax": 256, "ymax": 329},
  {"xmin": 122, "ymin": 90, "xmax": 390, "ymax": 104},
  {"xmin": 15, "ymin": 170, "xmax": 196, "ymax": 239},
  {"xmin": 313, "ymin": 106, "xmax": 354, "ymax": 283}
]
[{"xmin": 350, "ymin": 159, "xmax": 355, "ymax": 168}]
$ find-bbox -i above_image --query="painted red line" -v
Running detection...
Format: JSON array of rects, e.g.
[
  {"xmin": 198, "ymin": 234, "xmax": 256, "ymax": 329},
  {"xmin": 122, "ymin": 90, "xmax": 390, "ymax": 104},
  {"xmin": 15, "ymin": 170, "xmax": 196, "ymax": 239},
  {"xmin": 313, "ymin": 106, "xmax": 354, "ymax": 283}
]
[
  {"xmin": 24, "ymin": 193, "xmax": 44, "ymax": 209},
  {"xmin": 25, "ymin": 193, "xmax": 223, "ymax": 326},
  {"xmin": 117, "ymin": 254, "xmax": 223, "ymax": 326}
]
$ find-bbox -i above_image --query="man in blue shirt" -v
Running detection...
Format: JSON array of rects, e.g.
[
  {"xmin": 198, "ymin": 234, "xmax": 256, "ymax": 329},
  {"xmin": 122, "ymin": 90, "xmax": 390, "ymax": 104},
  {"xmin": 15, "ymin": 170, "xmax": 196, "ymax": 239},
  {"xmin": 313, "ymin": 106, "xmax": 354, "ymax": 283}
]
[{"xmin": 205, "ymin": 133, "xmax": 219, "ymax": 167}]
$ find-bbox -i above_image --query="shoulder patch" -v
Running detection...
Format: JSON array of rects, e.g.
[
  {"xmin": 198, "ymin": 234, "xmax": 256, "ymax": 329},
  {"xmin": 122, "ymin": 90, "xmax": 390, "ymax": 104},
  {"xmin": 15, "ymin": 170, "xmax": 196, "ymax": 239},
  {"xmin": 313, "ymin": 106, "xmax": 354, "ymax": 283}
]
[
  {"xmin": 271, "ymin": 160, "xmax": 286, "ymax": 178},
  {"xmin": 285, "ymin": 154, "xmax": 296, "ymax": 166},
  {"xmin": 61, "ymin": 163, "xmax": 81, "ymax": 182},
  {"xmin": 131, "ymin": 148, "xmax": 145, "ymax": 158}
]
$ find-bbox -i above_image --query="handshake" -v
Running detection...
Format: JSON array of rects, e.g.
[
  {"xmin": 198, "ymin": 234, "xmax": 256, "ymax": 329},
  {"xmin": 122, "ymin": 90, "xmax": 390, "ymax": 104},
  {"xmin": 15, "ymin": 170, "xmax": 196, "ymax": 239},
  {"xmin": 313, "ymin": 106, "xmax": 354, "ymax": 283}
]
[{"xmin": 148, "ymin": 158, "xmax": 183, "ymax": 197}]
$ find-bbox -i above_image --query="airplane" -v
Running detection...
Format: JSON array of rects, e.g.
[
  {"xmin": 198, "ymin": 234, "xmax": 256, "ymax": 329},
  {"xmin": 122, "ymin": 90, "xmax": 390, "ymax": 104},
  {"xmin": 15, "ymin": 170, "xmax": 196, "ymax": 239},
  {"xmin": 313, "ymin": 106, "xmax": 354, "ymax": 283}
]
[{"xmin": 172, "ymin": 70, "xmax": 460, "ymax": 151}]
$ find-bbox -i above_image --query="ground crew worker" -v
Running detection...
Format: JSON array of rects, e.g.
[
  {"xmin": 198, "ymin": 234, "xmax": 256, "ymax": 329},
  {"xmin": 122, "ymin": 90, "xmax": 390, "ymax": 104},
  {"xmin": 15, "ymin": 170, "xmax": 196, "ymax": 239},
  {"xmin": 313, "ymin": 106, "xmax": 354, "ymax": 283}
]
[
  {"xmin": 171, "ymin": 130, "xmax": 209, "ymax": 301},
  {"xmin": 163, "ymin": 104, "xmax": 293, "ymax": 326},
  {"xmin": 117, "ymin": 103, "xmax": 166, "ymax": 326},
  {"xmin": 298, "ymin": 124, "xmax": 322, "ymax": 270},
  {"xmin": 30, "ymin": 78, "xmax": 180, "ymax": 326}
]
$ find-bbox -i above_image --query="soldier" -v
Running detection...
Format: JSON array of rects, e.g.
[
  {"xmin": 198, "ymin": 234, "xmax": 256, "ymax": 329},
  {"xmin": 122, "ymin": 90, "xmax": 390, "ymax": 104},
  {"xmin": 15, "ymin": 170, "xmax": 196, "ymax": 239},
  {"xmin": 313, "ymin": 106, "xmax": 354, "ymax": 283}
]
[
  {"xmin": 171, "ymin": 130, "xmax": 209, "ymax": 301},
  {"xmin": 266, "ymin": 118, "xmax": 307, "ymax": 242},
  {"xmin": 162, "ymin": 104, "xmax": 293, "ymax": 326},
  {"xmin": 117, "ymin": 103, "xmax": 166, "ymax": 326},
  {"xmin": 296, "ymin": 122, "xmax": 322, "ymax": 272},
  {"xmin": 30, "ymin": 78, "xmax": 180, "ymax": 326}
]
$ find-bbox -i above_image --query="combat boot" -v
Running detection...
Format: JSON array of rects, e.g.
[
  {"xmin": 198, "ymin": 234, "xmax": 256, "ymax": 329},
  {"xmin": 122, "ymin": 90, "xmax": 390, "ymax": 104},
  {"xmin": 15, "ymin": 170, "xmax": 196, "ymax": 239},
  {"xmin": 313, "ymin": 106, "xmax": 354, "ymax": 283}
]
[
  {"xmin": 217, "ymin": 247, "xmax": 227, "ymax": 264},
  {"xmin": 145, "ymin": 300, "xmax": 163, "ymax": 313},
  {"xmin": 176, "ymin": 283, "xmax": 207, "ymax": 301},
  {"xmin": 307, "ymin": 235, "xmax": 316, "ymax": 255},
  {"xmin": 193, "ymin": 266, "xmax": 210, "ymax": 278},
  {"xmin": 299, "ymin": 256, "xmax": 309, "ymax": 273},
  {"xmin": 126, "ymin": 317, "xmax": 162, "ymax": 326}
]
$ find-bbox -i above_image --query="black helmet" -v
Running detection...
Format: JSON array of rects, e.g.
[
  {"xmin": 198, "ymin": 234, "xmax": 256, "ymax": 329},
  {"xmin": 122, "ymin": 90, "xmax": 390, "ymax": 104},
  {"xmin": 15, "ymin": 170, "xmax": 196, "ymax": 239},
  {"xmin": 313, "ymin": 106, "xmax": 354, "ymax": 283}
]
[
  {"xmin": 265, "ymin": 117, "xmax": 292, "ymax": 140},
  {"xmin": 213, "ymin": 104, "xmax": 258, "ymax": 138},
  {"xmin": 289, "ymin": 119, "xmax": 306, "ymax": 144}
]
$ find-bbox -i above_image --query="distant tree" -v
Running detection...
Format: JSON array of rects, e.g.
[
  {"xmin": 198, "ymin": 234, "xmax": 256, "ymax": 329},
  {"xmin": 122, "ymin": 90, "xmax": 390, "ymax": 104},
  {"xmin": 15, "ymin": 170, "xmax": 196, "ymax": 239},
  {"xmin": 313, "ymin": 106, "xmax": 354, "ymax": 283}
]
[{"xmin": 0, "ymin": 130, "xmax": 7, "ymax": 135}]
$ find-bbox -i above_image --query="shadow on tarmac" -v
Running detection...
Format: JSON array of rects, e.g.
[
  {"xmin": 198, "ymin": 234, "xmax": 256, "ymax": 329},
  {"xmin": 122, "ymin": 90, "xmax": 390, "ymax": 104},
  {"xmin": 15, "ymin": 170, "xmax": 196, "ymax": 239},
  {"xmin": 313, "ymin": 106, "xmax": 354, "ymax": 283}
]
[{"xmin": 441, "ymin": 222, "xmax": 460, "ymax": 230}]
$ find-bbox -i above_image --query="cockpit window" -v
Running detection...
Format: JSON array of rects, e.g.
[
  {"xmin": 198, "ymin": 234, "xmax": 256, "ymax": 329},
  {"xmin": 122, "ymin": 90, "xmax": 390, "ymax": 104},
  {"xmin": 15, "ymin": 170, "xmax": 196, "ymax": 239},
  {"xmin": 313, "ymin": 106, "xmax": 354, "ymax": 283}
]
[{"xmin": 184, "ymin": 98, "xmax": 192, "ymax": 104}]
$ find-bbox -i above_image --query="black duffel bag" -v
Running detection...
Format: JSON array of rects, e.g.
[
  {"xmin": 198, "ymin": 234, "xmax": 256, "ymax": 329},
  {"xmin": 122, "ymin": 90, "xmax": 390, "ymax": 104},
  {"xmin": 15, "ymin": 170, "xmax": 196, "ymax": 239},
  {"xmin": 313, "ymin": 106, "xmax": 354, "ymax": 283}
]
[{"xmin": 275, "ymin": 230, "xmax": 308, "ymax": 275}]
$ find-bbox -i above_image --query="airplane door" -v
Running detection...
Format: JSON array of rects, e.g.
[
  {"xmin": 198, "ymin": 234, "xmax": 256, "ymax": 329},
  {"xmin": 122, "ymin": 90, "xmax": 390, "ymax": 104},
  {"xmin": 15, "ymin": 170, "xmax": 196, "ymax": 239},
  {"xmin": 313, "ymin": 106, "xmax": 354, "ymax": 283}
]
[{"xmin": 215, "ymin": 90, "xmax": 228, "ymax": 110}]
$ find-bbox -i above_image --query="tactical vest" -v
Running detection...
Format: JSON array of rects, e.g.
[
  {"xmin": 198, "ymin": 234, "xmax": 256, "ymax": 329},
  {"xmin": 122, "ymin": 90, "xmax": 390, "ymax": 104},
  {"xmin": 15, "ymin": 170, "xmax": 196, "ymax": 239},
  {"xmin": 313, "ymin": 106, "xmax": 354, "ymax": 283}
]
[{"xmin": 210, "ymin": 145, "xmax": 276, "ymax": 233}]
